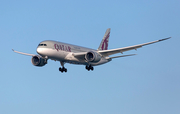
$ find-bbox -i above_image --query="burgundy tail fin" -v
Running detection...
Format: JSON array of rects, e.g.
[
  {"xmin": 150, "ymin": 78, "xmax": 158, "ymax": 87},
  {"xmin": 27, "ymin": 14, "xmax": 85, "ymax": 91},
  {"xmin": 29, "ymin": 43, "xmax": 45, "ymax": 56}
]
[{"xmin": 98, "ymin": 28, "xmax": 111, "ymax": 50}]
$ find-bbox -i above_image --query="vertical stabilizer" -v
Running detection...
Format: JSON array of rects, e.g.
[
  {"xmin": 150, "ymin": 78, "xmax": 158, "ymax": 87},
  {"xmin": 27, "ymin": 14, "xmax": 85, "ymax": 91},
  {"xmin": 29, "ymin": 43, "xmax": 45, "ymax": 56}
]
[{"xmin": 98, "ymin": 28, "xmax": 111, "ymax": 50}]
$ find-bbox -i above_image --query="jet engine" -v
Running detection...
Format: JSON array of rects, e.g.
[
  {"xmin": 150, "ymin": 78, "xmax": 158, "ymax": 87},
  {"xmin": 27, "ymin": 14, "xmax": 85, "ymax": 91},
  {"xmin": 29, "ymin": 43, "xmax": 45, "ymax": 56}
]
[
  {"xmin": 85, "ymin": 51, "xmax": 101, "ymax": 62},
  {"xmin": 31, "ymin": 56, "xmax": 47, "ymax": 67}
]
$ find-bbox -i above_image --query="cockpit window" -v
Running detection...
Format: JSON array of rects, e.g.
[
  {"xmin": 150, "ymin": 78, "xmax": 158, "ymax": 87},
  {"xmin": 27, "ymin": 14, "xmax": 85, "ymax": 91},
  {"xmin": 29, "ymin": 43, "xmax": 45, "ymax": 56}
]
[{"xmin": 38, "ymin": 44, "xmax": 47, "ymax": 46}]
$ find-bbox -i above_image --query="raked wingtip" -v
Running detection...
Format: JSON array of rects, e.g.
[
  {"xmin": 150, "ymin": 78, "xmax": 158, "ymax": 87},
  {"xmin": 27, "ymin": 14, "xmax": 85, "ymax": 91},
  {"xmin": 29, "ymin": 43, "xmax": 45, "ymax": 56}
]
[{"xmin": 159, "ymin": 37, "xmax": 171, "ymax": 41}]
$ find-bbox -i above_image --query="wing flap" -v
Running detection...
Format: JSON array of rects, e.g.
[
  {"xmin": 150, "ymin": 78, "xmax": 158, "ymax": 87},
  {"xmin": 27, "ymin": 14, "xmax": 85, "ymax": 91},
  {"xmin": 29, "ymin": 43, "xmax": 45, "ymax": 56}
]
[{"xmin": 107, "ymin": 54, "xmax": 137, "ymax": 59}]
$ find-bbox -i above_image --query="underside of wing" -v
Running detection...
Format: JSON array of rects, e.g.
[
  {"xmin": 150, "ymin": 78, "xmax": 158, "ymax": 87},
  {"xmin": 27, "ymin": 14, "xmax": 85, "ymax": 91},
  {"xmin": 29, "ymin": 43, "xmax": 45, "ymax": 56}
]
[{"xmin": 98, "ymin": 37, "xmax": 171, "ymax": 57}]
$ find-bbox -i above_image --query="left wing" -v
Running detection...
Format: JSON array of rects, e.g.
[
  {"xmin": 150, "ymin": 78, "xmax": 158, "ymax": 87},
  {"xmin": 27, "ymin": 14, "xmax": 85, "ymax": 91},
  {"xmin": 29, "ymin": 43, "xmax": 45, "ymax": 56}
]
[
  {"xmin": 12, "ymin": 49, "xmax": 36, "ymax": 56},
  {"xmin": 98, "ymin": 37, "xmax": 171, "ymax": 57}
]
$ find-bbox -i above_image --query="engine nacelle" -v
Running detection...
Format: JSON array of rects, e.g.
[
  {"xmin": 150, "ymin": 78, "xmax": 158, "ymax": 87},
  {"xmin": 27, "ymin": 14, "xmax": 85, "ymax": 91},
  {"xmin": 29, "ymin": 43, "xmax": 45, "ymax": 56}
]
[
  {"xmin": 31, "ymin": 56, "xmax": 47, "ymax": 67},
  {"xmin": 85, "ymin": 51, "xmax": 101, "ymax": 63}
]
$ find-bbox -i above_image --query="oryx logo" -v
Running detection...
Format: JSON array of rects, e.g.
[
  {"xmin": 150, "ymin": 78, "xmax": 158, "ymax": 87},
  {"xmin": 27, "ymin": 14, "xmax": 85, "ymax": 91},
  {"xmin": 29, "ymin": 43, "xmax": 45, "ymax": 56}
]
[{"xmin": 101, "ymin": 32, "xmax": 110, "ymax": 50}]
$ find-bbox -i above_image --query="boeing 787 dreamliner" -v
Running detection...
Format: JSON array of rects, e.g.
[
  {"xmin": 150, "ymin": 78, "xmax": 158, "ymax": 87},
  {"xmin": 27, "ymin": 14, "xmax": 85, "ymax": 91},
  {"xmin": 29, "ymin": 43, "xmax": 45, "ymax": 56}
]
[{"xmin": 13, "ymin": 28, "xmax": 171, "ymax": 73}]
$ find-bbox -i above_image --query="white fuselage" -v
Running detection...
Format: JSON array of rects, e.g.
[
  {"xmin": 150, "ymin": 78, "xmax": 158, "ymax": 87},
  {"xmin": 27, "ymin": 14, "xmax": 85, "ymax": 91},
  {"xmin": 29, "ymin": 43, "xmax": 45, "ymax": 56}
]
[{"xmin": 36, "ymin": 40, "xmax": 110, "ymax": 66}]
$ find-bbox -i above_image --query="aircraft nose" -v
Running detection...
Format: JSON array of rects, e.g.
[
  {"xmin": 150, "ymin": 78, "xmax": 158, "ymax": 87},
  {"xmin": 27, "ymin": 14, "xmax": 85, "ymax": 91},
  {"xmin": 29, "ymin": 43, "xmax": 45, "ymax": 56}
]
[{"xmin": 37, "ymin": 48, "xmax": 42, "ymax": 54}]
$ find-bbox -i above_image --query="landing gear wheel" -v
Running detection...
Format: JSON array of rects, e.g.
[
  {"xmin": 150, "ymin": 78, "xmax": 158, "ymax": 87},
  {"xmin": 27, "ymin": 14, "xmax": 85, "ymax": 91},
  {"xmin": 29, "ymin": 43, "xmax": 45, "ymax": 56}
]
[
  {"xmin": 85, "ymin": 65, "xmax": 94, "ymax": 71},
  {"xmin": 65, "ymin": 69, "xmax": 67, "ymax": 72},
  {"xmin": 59, "ymin": 67, "xmax": 67, "ymax": 73},
  {"xmin": 90, "ymin": 67, "xmax": 94, "ymax": 71},
  {"xmin": 63, "ymin": 67, "xmax": 67, "ymax": 72}
]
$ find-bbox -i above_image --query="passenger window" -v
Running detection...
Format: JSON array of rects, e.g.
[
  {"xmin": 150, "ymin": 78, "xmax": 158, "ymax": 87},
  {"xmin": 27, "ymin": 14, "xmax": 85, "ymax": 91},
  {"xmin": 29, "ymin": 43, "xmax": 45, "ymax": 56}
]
[{"xmin": 44, "ymin": 44, "xmax": 47, "ymax": 46}]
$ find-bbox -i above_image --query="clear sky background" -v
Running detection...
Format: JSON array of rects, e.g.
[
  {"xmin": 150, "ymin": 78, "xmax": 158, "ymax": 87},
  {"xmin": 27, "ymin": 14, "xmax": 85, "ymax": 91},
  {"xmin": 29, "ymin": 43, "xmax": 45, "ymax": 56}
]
[{"xmin": 1, "ymin": 0, "xmax": 180, "ymax": 114}]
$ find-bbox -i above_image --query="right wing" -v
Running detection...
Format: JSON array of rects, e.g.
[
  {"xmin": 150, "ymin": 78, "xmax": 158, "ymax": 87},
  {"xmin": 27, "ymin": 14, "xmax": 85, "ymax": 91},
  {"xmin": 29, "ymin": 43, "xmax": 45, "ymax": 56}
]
[
  {"xmin": 98, "ymin": 37, "xmax": 171, "ymax": 57},
  {"xmin": 12, "ymin": 49, "xmax": 36, "ymax": 56}
]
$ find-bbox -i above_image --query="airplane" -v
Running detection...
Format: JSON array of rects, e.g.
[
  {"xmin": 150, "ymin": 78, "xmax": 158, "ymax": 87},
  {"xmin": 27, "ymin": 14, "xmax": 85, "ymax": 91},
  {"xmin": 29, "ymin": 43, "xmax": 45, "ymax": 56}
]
[{"xmin": 13, "ymin": 28, "xmax": 171, "ymax": 73}]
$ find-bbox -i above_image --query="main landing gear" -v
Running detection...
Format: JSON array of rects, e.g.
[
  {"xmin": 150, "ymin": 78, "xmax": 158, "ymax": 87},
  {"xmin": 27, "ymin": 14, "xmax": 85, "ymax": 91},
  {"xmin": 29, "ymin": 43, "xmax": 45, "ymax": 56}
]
[
  {"xmin": 85, "ymin": 65, "xmax": 94, "ymax": 71},
  {"xmin": 59, "ymin": 61, "xmax": 67, "ymax": 73},
  {"xmin": 59, "ymin": 67, "xmax": 67, "ymax": 73},
  {"xmin": 58, "ymin": 62, "xmax": 94, "ymax": 72}
]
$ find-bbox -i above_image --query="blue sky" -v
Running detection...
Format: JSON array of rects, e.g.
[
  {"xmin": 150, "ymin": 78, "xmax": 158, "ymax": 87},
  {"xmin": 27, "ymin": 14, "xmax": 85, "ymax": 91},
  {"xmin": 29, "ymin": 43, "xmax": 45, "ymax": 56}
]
[{"xmin": 1, "ymin": 0, "xmax": 180, "ymax": 114}]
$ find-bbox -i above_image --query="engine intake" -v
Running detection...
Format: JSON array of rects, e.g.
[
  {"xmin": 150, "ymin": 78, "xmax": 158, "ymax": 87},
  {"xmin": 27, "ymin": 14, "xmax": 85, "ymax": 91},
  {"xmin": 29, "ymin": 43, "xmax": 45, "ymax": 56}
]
[
  {"xmin": 85, "ymin": 51, "xmax": 101, "ymax": 63},
  {"xmin": 31, "ymin": 56, "xmax": 47, "ymax": 67}
]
